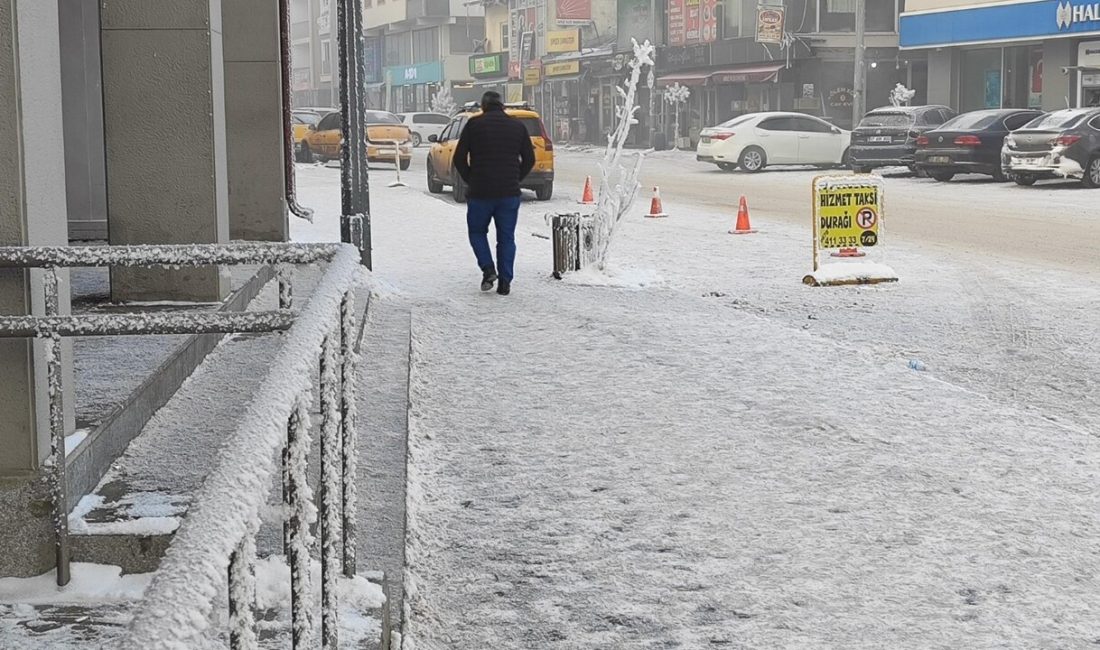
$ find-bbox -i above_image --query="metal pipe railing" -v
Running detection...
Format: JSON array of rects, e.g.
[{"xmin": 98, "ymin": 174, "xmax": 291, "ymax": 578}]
[{"xmin": 0, "ymin": 242, "xmax": 365, "ymax": 649}]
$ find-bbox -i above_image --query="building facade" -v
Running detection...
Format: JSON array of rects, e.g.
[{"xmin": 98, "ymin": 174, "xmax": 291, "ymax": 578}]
[
  {"xmin": 290, "ymin": 0, "xmax": 341, "ymax": 109},
  {"xmin": 364, "ymin": 0, "xmax": 486, "ymax": 112},
  {"xmin": 900, "ymin": 0, "xmax": 1100, "ymax": 111}
]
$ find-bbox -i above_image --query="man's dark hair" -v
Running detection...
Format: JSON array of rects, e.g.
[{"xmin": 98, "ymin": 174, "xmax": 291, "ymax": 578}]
[{"xmin": 481, "ymin": 91, "xmax": 504, "ymax": 112}]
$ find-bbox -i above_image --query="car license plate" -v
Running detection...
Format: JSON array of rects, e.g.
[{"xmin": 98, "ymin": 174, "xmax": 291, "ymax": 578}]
[
  {"xmin": 928, "ymin": 156, "xmax": 951, "ymax": 164},
  {"xmin": 868, "ymin": 136, "xmax": 891, "ymax": 143},
  {"xmin": 1011, "ymin": 156, "xmax": 1040, "ymax": 166}
]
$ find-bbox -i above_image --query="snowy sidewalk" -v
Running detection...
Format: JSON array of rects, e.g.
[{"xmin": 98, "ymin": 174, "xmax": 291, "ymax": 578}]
[{"xmin": 287, "ymin": 159, "xmax": 1100, "ymax": 648}]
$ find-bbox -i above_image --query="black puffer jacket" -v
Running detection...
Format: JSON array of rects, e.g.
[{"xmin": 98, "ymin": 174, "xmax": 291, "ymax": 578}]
[{"xmin": 453, "ymin": 108, "xmax": 536, "ymax": 200}]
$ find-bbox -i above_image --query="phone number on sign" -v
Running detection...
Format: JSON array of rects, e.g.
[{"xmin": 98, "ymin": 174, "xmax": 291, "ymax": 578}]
[{"xmin": 820, "ymin": 234, "xmax": 860, "ymax": 249}]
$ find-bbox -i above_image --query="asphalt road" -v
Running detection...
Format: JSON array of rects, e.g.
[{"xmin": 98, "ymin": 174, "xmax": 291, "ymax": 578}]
[{"xmin": 548, "ymin": 148, "xmax": 1100, "ymax": 278}]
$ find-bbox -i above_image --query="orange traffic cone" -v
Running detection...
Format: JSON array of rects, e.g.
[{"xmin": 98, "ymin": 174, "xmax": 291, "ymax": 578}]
[
  {"xmin": 579, "ymin": 176, "xmax": 596, "ymax": 205},
  {"xmin": 645, "ymin": 187, "xmax": 668, "ymax": 218},
  {"xmin": 729, "ymin": 195, "xmax": 757, "ymax": 234}
]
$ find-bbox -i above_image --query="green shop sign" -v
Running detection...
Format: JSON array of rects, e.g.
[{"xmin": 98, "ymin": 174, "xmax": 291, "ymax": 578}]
[
  {"xmin": 469, "ymin": 53, "xmax": 507, "ymax": 78},
  {"xmin": 385, "ymin": 61, "xmax": 443, "ymax": 87}
]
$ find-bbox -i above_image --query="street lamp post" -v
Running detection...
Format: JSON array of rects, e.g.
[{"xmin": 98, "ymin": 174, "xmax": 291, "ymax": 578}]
[{"xmin": 852, "ymin": 0, "xmax": 866, "ymax": 128}]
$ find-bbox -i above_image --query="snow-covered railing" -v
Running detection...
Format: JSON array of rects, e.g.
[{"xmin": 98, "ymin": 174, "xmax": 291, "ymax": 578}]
[{"xmin": 0, "ymin": 242, "xmax": 364, "ymax": 650}]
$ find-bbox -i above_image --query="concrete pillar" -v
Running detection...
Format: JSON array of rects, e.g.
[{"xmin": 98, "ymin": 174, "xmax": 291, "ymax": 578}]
[
  {"xmin": 926, "ymin": 48, "xmax": 957, "ymax": 109},
  {"xmin": 222, "ymin": 0, "xmax": 289, "ymax": 241},
  {"xmin": 0, "ymin": 0, "xmax": 76, "ymax": 577},
  {"xmin": 1042, "ymin": 39, "xmax": 1074, "ymax": 111},
  {"xmin": 100, "ymin": 0, "xmax": 231, "ymax": 302},
  {"xmin": 58, "ymin": 0, "xmax": 108, "ymax": 241}
]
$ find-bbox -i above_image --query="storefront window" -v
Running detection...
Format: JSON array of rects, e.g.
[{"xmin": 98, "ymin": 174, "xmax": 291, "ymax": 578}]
[
  {"xmin": 1002, "ymin": 45, "xmax": 1042, "ymax": 109},
  {"xmin": 722, "ymin": 0, "xmax": 740, "ymax": 39},
  {"xmin": 960, "ymin": 48, "xmax": 1002, "ymax": 111}
]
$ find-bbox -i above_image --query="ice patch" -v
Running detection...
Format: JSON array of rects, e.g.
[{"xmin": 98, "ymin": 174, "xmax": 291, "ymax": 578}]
[
  {"xmin": 0, "ymin": 563, "xmax": 152, "ymax": 605},
  {"xmin": 65, "ymin": 429, "xmax": 89, "ymax": 455}
]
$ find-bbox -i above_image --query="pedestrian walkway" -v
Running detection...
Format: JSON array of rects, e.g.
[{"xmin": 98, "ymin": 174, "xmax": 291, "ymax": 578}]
[{"xmin": 338, "ymin": 172, "xmax": 1100, "ymax": 648}]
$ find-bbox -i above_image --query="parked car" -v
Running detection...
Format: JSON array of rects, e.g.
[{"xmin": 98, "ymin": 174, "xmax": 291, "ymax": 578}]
[
  {"xmin": 914, "ymin": 109, "xmax": 1044, "ymax": 182},
  {"xmin": 849, "ymin": 105, "xmax": 956, "ymax": 173},
  {"xmin": 695, "ymin": 112, "xmax": 851, "ymax": 172},
  {"xmin": 1002, "ymin": 108, "xmax": 1100, "ymax": 187},
  {"xmin": 291, "ymin": 110, "xmax": 321, "ymax": 156},
  {"xmin": 398, "ymin": 112, "xmax": 451, "ymax": 147},
  {"xmin": 426, "ymin": 102, "xmax": 554, "ymax": 202},
  {"xmin": 297, "ymin": 109, "xmax": 413, "ymax": 169}
]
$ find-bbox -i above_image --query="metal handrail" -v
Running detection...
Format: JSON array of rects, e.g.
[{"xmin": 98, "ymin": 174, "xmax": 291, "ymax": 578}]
[{"xmin": 0, "ymin": 242, "xmax": 364, "ymax": 650}]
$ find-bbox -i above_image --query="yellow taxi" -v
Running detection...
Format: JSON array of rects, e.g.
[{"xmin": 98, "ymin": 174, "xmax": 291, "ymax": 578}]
[
  {"xmin": 297, "ymin": 109, "xmax": 413, "ymax": 170},
  {"xmin": 291, "ymin": 109, "xmax": 321, "ymax": 148},
  {"xmin": 426, "ymin": 102, "xmax": 555, "ymax": 202}
]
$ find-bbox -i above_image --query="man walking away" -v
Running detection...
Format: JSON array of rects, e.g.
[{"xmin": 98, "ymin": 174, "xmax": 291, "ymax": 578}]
[{"xmin": 454, "ymin": 91, "xmax": 536, "ymax": 296}]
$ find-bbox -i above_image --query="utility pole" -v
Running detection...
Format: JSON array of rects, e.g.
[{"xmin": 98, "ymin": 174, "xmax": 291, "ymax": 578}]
[{"xmin": 852, "ymin": 0, "xmax": 866, "ymax": 128}]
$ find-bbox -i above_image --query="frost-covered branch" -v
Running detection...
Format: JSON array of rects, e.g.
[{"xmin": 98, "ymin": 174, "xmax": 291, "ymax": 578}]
[{"xmin": 589, "ymin": 38, "xmax": 656, "ymax": 271}]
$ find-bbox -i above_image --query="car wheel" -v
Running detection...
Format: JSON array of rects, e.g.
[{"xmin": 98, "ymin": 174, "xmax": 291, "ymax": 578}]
[
  {"xmin": 738, "ymin": 147, "xmax": 766, "ymax": 173},
  {"xmin": 1014, "ymin": 174, "xmax": 1037, "ymax": 186},
  {"xmin": 909, "ymin": 164, "xmax": 928, "ymax": 178},
  {"xmin": 452, "ymin": 173, "xmax": 467, "ymax": 203},
  {"xmin": 400, "ymin": 158, "xmax": 411, "ymax": 171},
  {"xmin": 412, "ymin": 132, "xmax": 422, "ymax": 147},
  {"xmin": 717, "ymin": 162, "xmax": 737, "ymax": 172},
  {"xmin": 931, "ymin": 171, "xmax": 955, "ymax": 182},
  {"xmin": 297, "ymin": 143, "xmax": 313, "ymax": 164},
  {"xmin": 1083, "ymin": 156, "xmax": 1100, "ymax": 188},
  {"xmin": 426, "ymin": 162, "xmax": 444, "ymax": 193},
  {"xmin": 851, "ymin": 165, "xmax": 872, "ymax": 174},
  {"xmin": 535, "ymin": 182, "xmax": 553, "ymax": 201},
  {"xmin": 839, "ymin": 147, "xmax": 851, "ymax": 168}
]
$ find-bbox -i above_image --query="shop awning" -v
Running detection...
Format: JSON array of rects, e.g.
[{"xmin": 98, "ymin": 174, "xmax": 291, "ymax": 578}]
[
  {"xmin": 707, "ymin": 63, "xmax": 785, "ymax": 84},
  {"xmin": 656, "ymin": 72, "xmax": 709, "ymax": 87},
  {"xmin": 472, "ymin": 77, "xmax": 509, "ymax": 87}
]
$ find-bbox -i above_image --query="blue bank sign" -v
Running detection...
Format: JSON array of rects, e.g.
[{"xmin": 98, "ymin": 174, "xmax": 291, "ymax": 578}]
[
  {"xmin": 385, "ymin": 61, "xmax": 443, "ymax": 87},
  {"xmin": 901, "ymin": 0, "xmax": 1100, "ymax": 49}
]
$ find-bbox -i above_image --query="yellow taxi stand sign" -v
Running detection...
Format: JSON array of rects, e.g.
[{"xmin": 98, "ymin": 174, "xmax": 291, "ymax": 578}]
[{"xmin": 803, "ymin": 174, "xmax": 898, "ymax": 287}]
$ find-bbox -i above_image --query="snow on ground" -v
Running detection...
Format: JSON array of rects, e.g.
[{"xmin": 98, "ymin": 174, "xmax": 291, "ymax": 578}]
[{"xmin": 295, "ymin": 154, "xmax": 1100, "ymax": 648}]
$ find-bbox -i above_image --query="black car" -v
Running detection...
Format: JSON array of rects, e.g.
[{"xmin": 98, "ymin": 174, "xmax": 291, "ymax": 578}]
[
  {"xmin": 914, "ymin": 109, "xmax": 1043, "ymax": 182},
  {"xmin": 849, "ymin": 105, "xmax": 957, "ymax": 173},
  {"xmin": 1002, "ymin": 108, "xmax": 1100, "ymax": 188}
]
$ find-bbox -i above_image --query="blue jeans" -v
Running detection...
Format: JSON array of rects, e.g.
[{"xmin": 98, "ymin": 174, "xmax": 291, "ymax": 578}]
[{"xmin": 466, "ymin": 196, "xmax": 521, "ymax": 282}]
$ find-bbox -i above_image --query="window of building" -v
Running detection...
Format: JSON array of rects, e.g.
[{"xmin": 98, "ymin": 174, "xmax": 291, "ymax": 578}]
[
  {"xmin": 791, "ymin": 0, "xmax": 898, "ymax": 33},
  {"xmin": 450, "ymin": 23, "xmax": 486, "ymax": 54},
  {"xmin": 959, "ymin": 45, "xmax": 1043, "ymax": 112},
  {"xmin": 412, "ymin": 28, "xmax": 440, "ymax": 64},
  {"xmin": 386, "ymin": 31, "xmax": 412, "ymax": 66},
  {"xmin": 501, "ymin": 24, "xmax": 509, "ymax": 52},
  {"xmin": 721, "ymin": 0, "xmax": 741, "ymax": 39},
  {"xmin": 320, "ymin": 37, "xmax": 332, "ymax": 77}
]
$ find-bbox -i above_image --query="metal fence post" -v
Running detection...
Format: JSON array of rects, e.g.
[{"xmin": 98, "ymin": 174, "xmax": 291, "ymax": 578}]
[
  {"xmin": 43, "ymin": 267, "xmax": 70, "ymax": 587},
  {"xmin": 228, "ymin": 534, "xmax": 258, "ymax": 650},
  {"xmin": 319, "ymin": 332, "xmax": 341, "ymax": 649},
  {"xmin": 340, "ymin": 292, "xmax": 358, "ymax": 577},
  {"xmin": 287, "ymin": 401, "xmax": 312, "ymax": 649}
]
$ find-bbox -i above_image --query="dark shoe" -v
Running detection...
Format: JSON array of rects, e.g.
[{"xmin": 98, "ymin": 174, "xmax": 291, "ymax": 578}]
[
  {"xmin": 480, "ymin": 267, "xmax": 497, "ymax": 292},
  {"xmin": 496, "ymin": 279, "xmax": 511, "ymax": 296}
]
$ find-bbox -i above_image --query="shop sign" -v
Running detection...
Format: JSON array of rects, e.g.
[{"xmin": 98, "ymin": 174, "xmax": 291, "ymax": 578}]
[
  {"xmin": 1057, "ymin": 2, "xmax": 1100, "ymax": 30},
  {"xmin": 545, "ymin": 60, "xmax": 581, "ymax": 77},
  {"xmin": 506, "ymin": 83, "xmax": 525, "ymax": 104},
  {"xmin": 668, "ymin": 0, "xmax": 717, "ymax": 47},
  {"xmin": 470, "ymin": 53, "xmax": 507, "ymax": 77},
  {"xmin": 901, "ymin": 0, "xmax": 1100, "ymax": 49},
  {"xmin": 386, "ymin": 61, "xmax": 443, "ymax": 87},
  {"xmin": 547, "ymin": 29, "xmax": 581, "ymax": 53},
  {"xmin": 755, "ymin": 6, "xmax": 785, "ymax": 44},
  {"xmin": 556, "ymin": 0, "xmax": 591, "ymax": 26},
  {"xmin": 664, "ymin": 44, "xmax": 709, "ymax": 70},
  {"xmin": 509, "ymin": 60, "xmax": 522, "ymax": 79},
  {"xmin": 828, "ymin": 86, "xmax": 853, "ymax": 109},
  {"xmin": 524, "ymin": 66, "xmax": 542, "ymax": 86}
]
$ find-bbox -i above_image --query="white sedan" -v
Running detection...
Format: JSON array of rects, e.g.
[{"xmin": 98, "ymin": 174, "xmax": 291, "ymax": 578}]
[
  {"xmin": 696, "ymin": 112, "xmax": 851, "ymax": 172},
  {"xmin": 398, "ymin": 112, "xmax": 451, "ymax": 147}
]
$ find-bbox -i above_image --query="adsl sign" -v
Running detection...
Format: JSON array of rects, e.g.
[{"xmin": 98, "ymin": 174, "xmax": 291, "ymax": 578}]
[{"xmin": 1058, "ymin": 1, "xmax": 1100, "ymax": 29}]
